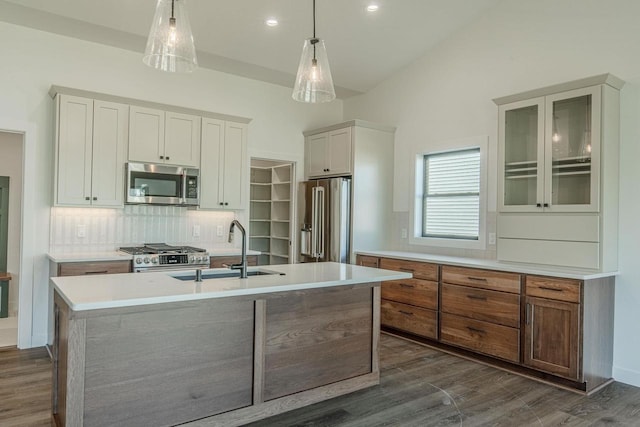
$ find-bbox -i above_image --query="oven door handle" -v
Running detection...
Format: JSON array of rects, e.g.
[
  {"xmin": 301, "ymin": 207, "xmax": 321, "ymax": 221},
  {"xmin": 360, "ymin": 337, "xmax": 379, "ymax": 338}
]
[{"xmin": 135, "ymin": 265, "xmax": 207, "ymax": 273}]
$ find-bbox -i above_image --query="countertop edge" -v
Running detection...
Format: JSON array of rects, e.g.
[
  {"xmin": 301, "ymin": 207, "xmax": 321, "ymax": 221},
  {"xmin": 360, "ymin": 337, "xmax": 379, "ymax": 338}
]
[
  {"xmin": 48, "ymin": 250, "xmax": 262, "ymax": 263},
  {"xmin": 356, "ymin": 250, "xmax": 618, "ymax": 280},
  {"xmin": 51, "ymin": 264, "xmax": 411, "ymax": 312}
]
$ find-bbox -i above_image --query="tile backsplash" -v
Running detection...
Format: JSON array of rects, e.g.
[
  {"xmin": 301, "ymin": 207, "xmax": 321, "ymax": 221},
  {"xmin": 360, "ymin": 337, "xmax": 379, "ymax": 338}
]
[{"xmin": 50, "ymin": 206, "xmax": 242, "ymax": 253}]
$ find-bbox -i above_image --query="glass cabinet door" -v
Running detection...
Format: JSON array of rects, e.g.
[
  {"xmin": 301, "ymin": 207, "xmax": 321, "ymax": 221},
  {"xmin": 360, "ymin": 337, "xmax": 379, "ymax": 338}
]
[
  {"xmin": 544, "ymin": 87, "xmax": 601, "ymax": 212},
  {"xmin": 499, "ymin": 97, "xmax": 545, "ymax": 211}
]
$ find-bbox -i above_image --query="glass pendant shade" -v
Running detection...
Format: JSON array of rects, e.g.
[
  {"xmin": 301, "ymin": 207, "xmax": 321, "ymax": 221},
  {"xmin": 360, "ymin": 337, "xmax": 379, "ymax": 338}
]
[
  {"xmin": 143, "ymin": 0, "xmax": 197, "ymax": 73},
  {"xmin": 292, "ymin": 38, "xmax": 336, "ymax": 103}
]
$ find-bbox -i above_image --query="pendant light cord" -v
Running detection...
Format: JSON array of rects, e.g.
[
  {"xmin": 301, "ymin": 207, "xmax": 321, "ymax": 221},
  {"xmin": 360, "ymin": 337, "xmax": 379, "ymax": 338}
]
[
  {"xmin": 312, "ymin": 0, "xmax": 317, "ymax": 60},
  {"xmin": 313, "ymin": 0, "xmax": 316, "ymax": 38},
  {"xmin": 171, "ymin": 0, "xmax": 175, "ymax": 19}
]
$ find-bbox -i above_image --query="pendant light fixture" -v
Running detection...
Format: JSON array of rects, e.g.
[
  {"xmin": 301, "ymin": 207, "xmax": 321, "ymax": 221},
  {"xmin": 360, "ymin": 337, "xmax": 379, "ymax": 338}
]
[
  {"xmin": 292, "ymin": 0, "xmax": 336, "ymax": 103},
  {"xmin": 143, "ymin": 0, "xmax": 198, "ymax": 73}
]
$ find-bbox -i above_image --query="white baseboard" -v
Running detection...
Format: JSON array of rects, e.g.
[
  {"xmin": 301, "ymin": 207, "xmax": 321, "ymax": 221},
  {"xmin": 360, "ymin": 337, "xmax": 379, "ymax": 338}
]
[{"xmin": 613, "ymin": 366, "xmax": 640, "ymax": 388}]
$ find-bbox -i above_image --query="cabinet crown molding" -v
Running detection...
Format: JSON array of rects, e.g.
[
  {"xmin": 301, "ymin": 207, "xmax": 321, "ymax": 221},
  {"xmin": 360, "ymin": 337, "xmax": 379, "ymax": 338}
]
[
  {"xmin": 49, "ymin": 85, "xmax": 252, "ymax": 124},
  {"xmin": 303, "ymin": 119, "xmax": 396, "ymax": 137},
  {"xmin": 492, "ymin": 73, "xmax": 625, "ymax": 106}
]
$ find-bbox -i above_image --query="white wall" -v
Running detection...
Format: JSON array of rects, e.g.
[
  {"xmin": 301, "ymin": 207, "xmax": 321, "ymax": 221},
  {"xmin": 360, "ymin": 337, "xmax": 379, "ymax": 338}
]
[
  {"xmin": 0, "ymin": 21, "xmax": 343, "ymax": 347},
  {"xmin": 344, "ymin": 0, "xmax": 640, "ymax": 387},
  {"xmin": 0, "ymin": 131, "xmax": 23, "ymax": 316}
]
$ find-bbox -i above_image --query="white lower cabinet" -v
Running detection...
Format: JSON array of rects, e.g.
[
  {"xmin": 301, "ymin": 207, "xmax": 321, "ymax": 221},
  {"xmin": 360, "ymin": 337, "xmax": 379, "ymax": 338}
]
[
  {"xmin": 200, "ymin": 118, "xmax": 248, "ymax": 210},
  {"xmin": 55, "ymin": 94, "xmax": 128, "ymax": 207}
]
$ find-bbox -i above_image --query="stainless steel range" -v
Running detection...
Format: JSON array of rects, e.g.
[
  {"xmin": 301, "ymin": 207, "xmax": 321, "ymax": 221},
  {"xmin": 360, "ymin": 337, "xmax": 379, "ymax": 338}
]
[{"xmin": 119, "ymin": 243, "xmax": 209, "ymax": 272}]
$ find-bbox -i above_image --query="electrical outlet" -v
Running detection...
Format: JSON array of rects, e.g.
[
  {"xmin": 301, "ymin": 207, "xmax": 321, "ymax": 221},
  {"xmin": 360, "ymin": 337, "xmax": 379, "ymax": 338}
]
[
  {"xmin": 401, "ymin": 228, "xmax": 408, "ymax": 239},
  {"xmin": 488, "ymin": 232, "xmax": 496, "ymax": 245},
  {"xmin": 216, "ymin": 225, "xmax": 223, "ymax": 237},
  {"xmin": 76, "ymin": 224, "xmax": 86, "ymax": 238},
  {"xmin": 192, "ymin": 225, "xmax": 200, "ymax": 237}
]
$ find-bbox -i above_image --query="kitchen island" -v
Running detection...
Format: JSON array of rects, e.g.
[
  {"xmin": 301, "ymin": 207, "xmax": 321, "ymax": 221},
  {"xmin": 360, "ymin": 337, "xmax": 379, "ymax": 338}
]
[{"xmin": 51, "ymin": 262, "xmax": 411, "ymax": 427}]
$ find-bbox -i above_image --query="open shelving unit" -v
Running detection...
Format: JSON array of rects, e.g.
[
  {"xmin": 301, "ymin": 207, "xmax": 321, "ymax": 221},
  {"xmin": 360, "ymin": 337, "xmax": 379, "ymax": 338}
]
[{"xmin": 249, "ymin": 160, "xmax": 294, "ymax": 265}]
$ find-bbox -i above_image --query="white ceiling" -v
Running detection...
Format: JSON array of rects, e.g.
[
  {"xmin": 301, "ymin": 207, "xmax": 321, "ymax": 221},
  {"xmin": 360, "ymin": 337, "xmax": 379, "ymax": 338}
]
[{"xmin": 0, "ymin": 0, "xmax": 500, "ymax": 97}]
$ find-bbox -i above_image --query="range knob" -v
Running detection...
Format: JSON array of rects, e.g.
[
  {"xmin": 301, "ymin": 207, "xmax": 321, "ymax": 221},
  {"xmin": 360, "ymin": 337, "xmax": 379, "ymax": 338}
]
[
  {"xmin": 151, "ymin": 257, "xmax": 158, "ymax": 264},
  {"xmin": 189, "ymin": 256, "xmax": 196, "ymax": 263},
  {"xmin": 135, "ymin": 257, "xmax": 142, "ymax": 265},
  {"xmin": 144, "ymin": 257, "xmax": 150, "ymax": 264}
]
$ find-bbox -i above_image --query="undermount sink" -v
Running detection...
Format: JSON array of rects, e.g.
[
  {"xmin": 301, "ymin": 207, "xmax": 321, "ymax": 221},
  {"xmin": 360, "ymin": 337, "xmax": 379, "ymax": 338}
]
[{"xmin": 170, "ymin": 268, "xmax": 285, "ymax": 281}]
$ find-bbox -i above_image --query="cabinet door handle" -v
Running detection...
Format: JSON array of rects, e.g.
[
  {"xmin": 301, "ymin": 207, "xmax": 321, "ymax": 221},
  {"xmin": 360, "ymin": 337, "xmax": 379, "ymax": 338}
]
[
  {"xmin": 398, "ymin": 310, "xmax": 414, "ymax": 316},
  {"xmin": 84, "ymin": 270, "xmax": 109, "ymax": 275},
  {"xmin": 399, "ymin": 283, "xmax": 415, "ymax": 288},
  {"xmin": 543, "ymin": 203, "xmax": 549, "ymax": 207},
  {"xmin": 85, "ymin": 197, "xmax": 90, "ymax": 201},
  {"xmin": 219, "ymin": 202, "xmax": 224, "ymax": 206},
  {"xmin": 166, "ymin": 156, "xmax": 170, "ymax": 160},
  {"xmin": 160, "ymin": 155, "xmax": 164, "ymax": 159},
  {"xmin": 466, "ymin": 294, "xmax": 487, "ymax": 301},
  {"xmin": 539, "ymin": 286, "xmax": 563, "ymax": 292},
  {"xmin": 92, "ymin": 197, "xmax": 97, "ymax": 201},
  {"xmin": 224, "ymin": 202, "xmax": 229, "ymax": 206},
  {"xmin": 526, "ymin": 303, "xmax": 532, "ymax": 325},
  {"xmin": 536, "ymin": 203, "xmax": 542, "ymax": 208},
  {"xmin": 398, "ymin": 267, "xmax": 414, "ymax": 273},
  {"xmin": 467, "ymin": 276, "xmax": 487, "ymax": 282},
  {"xmin": 466, "ymin": 326, "xmax": 485, "ymax": 334}
]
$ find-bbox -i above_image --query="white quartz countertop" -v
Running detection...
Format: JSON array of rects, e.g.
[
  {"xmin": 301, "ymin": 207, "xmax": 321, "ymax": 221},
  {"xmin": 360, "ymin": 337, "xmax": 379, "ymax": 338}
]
[
  {"xmin": 48, "ymin": 249, "xmax": 261, "ymax": 263},
  {"xmin": 356, "ymin": 250, "xmax": 618, "ymax": 280},
  {"xmin": 51, "ymin": 262, "xmax": 411, "ymax": 311}
]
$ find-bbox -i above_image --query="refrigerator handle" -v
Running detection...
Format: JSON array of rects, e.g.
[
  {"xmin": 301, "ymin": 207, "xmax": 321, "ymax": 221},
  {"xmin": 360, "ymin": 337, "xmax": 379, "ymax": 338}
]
[
  {"xmin": 311, "ymin": 187, "xmax": 318, "ymax": 258},
  {"xmin": 317, "ymin": 186, "xmax": 325, "ymax": 258}
]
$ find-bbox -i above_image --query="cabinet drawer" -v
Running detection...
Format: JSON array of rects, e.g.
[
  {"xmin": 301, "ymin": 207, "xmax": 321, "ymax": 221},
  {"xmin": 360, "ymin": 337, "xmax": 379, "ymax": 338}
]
[
  {"xmin": 441, "ymin": 283, "xmax": 520, "ymax": 328},
  {"xmin": 379, "ymin": 258, "xmax": 438, "ymax": 281},
  {"xmin": 58, "ymin": 260, "xmax": 131, "ymax": 276},
  {"xmin": 525, "ymin": 276, "xmax": 581, "ymax": 303},
  {"xmin": 357, "ymin": 255, "xmax": 380, "ymax": 268},
  {"xmin": 380, "ymin": 300, "xmax": 437, "ymax": 340},
  {"xmin": 442, "ymin": 266, "xmax": 520, "ymax": 294},
  {"xmin": 440, "ymin": 313, "xmax": 519, "ymax": 363},
  {"xmin": 382, "ymin": 279, "xmax": 438, "ymax": 310}
]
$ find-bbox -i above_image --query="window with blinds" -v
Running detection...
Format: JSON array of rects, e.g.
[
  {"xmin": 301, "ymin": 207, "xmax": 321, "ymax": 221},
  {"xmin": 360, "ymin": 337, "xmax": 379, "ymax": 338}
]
[{"xmin": 422, "ymin": 148, "xmax": 480, "ymax": 240}]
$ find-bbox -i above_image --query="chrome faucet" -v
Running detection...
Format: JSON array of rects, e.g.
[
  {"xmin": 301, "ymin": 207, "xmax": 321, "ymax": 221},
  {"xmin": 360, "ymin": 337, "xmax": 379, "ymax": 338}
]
[{"xmin": 228, "ymin": 220, "xmax": 248, "ymax": 278}]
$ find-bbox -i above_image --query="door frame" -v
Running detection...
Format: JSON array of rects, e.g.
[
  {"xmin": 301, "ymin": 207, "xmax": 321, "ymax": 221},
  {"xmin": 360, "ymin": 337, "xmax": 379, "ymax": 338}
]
[
  {"xmin": 0, "ymin": 176, "xmax": 9, "ymax": 273},
  {"xmin": 248, "ymin": 149, "xmax": 301, "ymax": 265},
  {"xmin": 0, "ymin": 119, "xmax": 37, "ymax": 349}
]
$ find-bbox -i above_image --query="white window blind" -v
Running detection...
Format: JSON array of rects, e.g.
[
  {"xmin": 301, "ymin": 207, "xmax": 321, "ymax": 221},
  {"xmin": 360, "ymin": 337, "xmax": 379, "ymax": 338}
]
[{"xmin": 423, "ymin": 148, "xmax": 480, "ymax": 239}]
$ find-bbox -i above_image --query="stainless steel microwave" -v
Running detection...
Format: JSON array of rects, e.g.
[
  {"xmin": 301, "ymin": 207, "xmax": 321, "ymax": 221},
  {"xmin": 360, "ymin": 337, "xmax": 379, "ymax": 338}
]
[{"xmin": 126, "ymin": 162, "xmax": 199, "ymax": 206}]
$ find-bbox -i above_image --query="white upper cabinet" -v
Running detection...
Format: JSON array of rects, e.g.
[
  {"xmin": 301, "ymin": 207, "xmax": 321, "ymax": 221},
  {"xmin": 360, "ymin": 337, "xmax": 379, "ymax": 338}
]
[
  {"xmin": 305, "ymin": 127, "xmax": 353, "ymax": 178},
  {"xmin": 499, "ymin": 86, "xmax": 601, "ymax": 213},
  {"xmin": 128, "ymin": 106, "xmax": 201, "ymax": 168},
  {"xmin": 200, "ymin": 118, "xmax": 248, "ymax": 210},
  {"xmin": 55, "ymin": 95, "xmax": 128, "ymax": 207}
]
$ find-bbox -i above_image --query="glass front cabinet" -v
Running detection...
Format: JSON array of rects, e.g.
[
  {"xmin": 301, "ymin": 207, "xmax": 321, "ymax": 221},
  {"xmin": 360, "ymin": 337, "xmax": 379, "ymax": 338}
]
[{"xmin": 499, "ymin": 86, "xmax": 601, "ymax": 213}]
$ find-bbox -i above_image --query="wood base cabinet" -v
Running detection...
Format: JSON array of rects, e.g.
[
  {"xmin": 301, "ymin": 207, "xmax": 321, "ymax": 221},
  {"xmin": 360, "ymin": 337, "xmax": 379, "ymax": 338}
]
[
  {"xmin": 357, "ymin": 254, "xmax": 615, "ymax": 393},
  {"xmin": 373, "ymin": 257, "xmax": 439, "ymax": 340}
]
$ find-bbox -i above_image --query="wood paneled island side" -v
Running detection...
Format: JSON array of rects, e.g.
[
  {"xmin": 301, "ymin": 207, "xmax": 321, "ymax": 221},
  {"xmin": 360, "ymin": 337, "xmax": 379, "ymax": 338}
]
[{"xmin": 51, "ymin": 262, "xmax": 411, "ymax": 427}]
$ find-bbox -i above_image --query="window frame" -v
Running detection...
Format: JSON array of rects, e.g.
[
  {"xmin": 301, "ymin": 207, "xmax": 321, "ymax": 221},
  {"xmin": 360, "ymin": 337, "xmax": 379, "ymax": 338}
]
[{"xmin": 410, "ymin": 136, "xmax": 487, "ymax": 250}]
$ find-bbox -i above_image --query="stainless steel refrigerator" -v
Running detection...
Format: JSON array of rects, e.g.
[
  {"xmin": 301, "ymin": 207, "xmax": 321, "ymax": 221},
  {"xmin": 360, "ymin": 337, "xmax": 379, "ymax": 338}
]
[{"xmin": 299, "ymin": 178, "xmax": 351, "ymax": 263}]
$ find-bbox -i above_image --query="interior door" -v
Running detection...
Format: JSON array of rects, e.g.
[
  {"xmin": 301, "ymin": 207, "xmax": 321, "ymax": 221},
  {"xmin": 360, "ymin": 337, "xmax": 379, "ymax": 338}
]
[{"xmin": 0, "ymin": 177, "xmax": 8, "ymax": 272}]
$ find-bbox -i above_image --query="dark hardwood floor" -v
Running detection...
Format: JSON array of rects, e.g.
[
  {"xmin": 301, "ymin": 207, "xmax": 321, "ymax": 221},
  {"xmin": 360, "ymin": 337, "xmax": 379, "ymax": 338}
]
[{"xmin": 2, "ymin": 335, "xmax": 640, "ymax": 426}]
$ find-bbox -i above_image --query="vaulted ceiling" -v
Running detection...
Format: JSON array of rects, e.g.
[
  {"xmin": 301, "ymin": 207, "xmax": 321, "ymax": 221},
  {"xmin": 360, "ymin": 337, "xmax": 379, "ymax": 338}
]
[{"xmin": 0, "ymin": 0, "xmax": 500, "ymax": 98}]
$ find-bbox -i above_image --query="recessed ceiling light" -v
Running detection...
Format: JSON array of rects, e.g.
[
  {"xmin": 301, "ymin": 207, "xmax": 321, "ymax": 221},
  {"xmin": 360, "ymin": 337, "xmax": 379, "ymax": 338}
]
[
  {"xmin": 366, "ymin": 4, "xmax": 379, "ymax": 12},
  {"xmin": 266, "ymin": 18, "xmax": 279, "ymax": 27}
]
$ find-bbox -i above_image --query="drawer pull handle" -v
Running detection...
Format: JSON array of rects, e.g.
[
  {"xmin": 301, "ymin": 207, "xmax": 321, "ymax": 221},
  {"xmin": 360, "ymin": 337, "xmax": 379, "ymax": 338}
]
[
  {"xmin": 84, "ymin": 270, "xmax": 109, "ymax": 275},
  {"xmin": 467, "ymin": 276, "xmax": 487, "ymax": 282},
  {"xmin": 399, "ymin": 283, "xmax": 415, "ymax": 288},
  {"xmin": 466, "ymin": 294, "xmax": 487, "ymax": 301},
  {"xmin": 466, "ymin": 326, "xmax": 485, "ymax": 334},
  {"xmin": 398, "ymin": 310, "xmax": 414, "ymax": 316},
  {"xmin": 399, "ymin": 267, "xmax": 414, "ymax": 273},
  {"xmin": 539, "ymin": 286, "xmax": 563, "ymax": 292}
]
